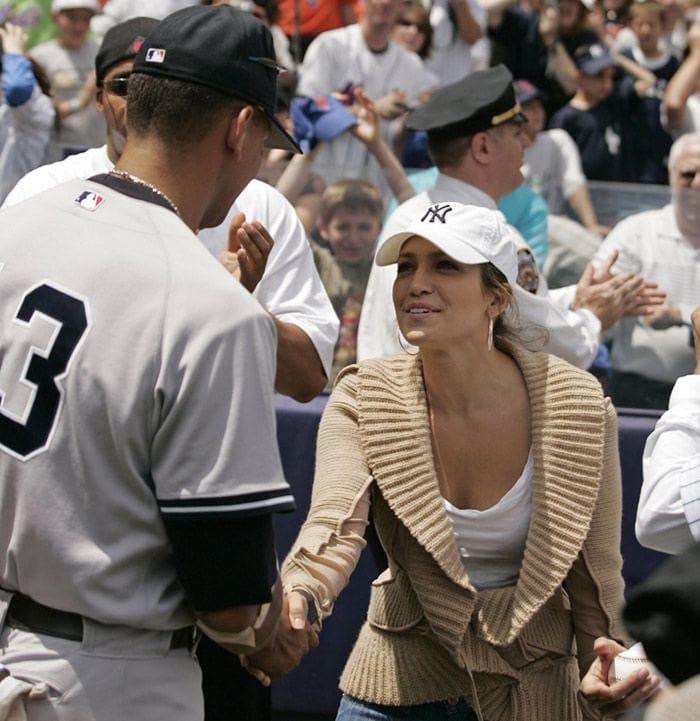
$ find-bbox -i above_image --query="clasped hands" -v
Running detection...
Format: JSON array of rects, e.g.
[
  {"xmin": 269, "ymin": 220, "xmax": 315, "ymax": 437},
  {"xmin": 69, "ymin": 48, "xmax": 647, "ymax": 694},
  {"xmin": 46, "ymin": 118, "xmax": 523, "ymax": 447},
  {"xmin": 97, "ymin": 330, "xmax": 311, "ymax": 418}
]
[
  {"xmin": 573, "ymin": 250, "xmax": 666, "ymax": 331},
  {"xmin": 240, "ymin": 590, "xmax": 319, "ymax": 687}
]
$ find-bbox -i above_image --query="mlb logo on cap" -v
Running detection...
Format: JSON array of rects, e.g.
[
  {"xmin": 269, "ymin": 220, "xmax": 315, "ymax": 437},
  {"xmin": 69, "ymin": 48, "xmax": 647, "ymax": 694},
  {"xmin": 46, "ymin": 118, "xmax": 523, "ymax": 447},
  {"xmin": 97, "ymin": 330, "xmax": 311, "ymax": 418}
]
[
  {"xmin": 75, "ymin": 191, "xmax": 105, "ymax": 211},
  {"xmin": 146, "ymin": 48, "xmax": 166, "ymax": 63}
]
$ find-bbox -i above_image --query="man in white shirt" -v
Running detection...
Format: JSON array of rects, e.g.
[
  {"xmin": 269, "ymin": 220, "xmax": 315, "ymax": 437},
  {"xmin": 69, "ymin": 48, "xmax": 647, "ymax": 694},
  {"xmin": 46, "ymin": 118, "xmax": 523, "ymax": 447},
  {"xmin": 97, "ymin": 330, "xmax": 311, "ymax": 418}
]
[
  {"xmin": 637, "ymin": 305, "xmax": 700, "ymax": 555},
  {"xmin": 4, "ymin": 16, "xmax": 338, "ymax": 404},
  {"xmin": 592, "ymin": 132, "xmax": 700, "ymax": 409},
  {"xmin": 358, "ymin": 66, "xmax": 657, "ymax": 369},
  {"xmin": 296, "ymin": 0, "xmax": 437, "ymax": 194}
]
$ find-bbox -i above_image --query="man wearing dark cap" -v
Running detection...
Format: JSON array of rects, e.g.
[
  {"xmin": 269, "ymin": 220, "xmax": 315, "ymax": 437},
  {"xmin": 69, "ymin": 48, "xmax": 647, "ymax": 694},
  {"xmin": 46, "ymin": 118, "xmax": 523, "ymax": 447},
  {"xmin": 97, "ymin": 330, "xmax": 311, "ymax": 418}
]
[
  {"xmin": 0, "ymin": 6, "xmax": 317, "ymax": 720},
  {"xmin": 359, "ymin": 65, "xmax": 659, "ymax": 368}
]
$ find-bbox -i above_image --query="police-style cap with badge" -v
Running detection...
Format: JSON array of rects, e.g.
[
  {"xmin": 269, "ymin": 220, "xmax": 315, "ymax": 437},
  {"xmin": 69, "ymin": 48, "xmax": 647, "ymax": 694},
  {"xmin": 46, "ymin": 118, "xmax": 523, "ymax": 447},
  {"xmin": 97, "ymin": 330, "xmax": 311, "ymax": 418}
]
[
  {"xmin": 95, "ymin": 16, "xmax": 159, "ymax": 87},
  {"xmin": 132, "ymin": 4, "xmax": 300, "ymax": 153},
  {"xmin": 407, "ymin": 65, "xmax": 526, "ymax": 141},
  {"xmin": 375, "ymin": 202, "xmax": 519, "ymax": 286}
]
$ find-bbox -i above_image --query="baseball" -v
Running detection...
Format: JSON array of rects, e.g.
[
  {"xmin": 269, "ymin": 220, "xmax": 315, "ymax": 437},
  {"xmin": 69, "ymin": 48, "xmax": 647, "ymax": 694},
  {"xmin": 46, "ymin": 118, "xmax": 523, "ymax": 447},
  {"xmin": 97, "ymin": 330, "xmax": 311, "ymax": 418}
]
[{"xmin": 608, "ymin": 642, "xmax": 667, "ymax": 687}]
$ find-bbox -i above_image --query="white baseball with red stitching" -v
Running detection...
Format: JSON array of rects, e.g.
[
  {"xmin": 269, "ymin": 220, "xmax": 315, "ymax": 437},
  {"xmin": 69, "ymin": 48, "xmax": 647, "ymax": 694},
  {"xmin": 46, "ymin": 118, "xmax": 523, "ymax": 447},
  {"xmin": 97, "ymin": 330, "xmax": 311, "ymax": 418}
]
[{"xmin": 608, "ymin": 642, "xmax": 665, "ymax": 685}]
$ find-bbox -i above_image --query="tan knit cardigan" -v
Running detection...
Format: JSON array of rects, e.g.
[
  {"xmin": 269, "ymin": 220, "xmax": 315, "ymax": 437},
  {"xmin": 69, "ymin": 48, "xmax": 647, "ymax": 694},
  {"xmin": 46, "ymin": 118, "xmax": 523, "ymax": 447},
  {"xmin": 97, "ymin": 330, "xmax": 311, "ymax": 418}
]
[{"xmin": 282, "ymin": 348, "xmax": 627, "ymax": 721}]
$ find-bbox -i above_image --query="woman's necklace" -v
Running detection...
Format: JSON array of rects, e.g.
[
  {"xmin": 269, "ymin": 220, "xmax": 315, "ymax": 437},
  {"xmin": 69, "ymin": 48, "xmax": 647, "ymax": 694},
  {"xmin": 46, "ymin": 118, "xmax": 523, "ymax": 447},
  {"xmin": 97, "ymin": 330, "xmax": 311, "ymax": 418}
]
[{"xmin": 109, "ymin": 170, "xmax": 181, "ymax": 218}]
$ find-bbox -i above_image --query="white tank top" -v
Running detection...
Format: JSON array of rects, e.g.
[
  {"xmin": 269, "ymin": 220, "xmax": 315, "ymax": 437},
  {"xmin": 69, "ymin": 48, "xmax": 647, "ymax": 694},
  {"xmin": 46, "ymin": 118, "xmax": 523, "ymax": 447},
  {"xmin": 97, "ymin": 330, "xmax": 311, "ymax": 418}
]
[{"xmin": 443, "ymin": 450, "xmax": 533, "ymax": 590}]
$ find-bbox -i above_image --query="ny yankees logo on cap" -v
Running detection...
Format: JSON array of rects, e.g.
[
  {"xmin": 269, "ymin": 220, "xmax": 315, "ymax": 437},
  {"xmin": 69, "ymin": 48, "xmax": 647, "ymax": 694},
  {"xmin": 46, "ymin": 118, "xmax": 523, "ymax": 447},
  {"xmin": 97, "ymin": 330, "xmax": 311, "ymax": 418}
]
[{"xmin": 421, "ymin": 203, "xmax": 453, "ymax": 224}]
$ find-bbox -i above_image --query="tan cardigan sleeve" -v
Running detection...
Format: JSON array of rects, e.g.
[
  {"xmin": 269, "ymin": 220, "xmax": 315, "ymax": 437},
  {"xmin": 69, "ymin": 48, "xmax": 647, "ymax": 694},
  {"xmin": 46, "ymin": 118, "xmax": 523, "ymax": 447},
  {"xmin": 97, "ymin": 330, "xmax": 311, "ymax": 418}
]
[
  {"xmin": 281, "ymin": 368, "xmax": 374, "ymax": 621},
  {"xmin": 566, "ymin": 398, "xmax": 629, "ymax": 676}
]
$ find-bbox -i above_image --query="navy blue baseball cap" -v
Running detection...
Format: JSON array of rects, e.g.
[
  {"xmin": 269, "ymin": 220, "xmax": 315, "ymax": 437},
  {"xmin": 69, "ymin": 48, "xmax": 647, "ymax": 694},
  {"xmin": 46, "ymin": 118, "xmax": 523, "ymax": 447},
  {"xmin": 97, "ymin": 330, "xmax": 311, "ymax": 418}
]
[
  {"xmin": 290, "ymin": 94, "xmax": 357, "ymax": 152},
  {"xmin": 407, "ymin": 65, "xmax": 526, "ymax": 140},
  {"xmin": 575, "ymin": 43, "xmax": 616, "ymax": 76},
  {"xmin": 132, "ymin": 5, "xmax": 300, "ymax": 152}
]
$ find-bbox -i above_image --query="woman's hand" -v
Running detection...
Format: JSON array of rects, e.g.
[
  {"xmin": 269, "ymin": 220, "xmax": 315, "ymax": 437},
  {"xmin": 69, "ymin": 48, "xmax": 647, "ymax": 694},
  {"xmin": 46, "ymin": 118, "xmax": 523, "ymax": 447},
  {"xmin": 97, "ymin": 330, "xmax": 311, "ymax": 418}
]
[{"xmin": 579, "ymin": 638, "xmax": 661, "ymax": 715}]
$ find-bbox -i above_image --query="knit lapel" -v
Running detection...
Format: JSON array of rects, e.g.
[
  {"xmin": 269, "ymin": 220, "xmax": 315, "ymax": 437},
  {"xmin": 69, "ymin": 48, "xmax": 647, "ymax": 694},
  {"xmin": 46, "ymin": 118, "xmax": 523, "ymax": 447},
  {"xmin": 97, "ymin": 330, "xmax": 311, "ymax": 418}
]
[
  {"xmin": 357, "ymin": 355, "xmax": 469, "ymax": 588},
  {"xmin": 476, "ymin": 347, "xmax": 606, "ymax": 645},
  {"xmin": 356, "ymin": 350, "xmax": 607, "ymax": 649}
]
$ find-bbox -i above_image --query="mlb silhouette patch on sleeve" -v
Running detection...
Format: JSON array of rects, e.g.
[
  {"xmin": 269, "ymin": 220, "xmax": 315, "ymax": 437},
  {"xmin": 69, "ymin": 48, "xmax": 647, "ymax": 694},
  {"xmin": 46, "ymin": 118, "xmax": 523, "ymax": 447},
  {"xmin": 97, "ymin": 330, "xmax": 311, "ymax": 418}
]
[{"xmin": 75, "ymin": 191, "xmax": 106, "ymax": 211}]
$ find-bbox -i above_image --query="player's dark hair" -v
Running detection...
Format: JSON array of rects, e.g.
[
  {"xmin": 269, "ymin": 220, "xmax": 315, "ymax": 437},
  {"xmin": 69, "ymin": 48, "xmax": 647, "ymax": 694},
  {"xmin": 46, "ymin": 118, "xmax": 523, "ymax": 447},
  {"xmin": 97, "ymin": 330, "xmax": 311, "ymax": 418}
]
[{"xmin": 126, "ymin": 74, "xmax": 246, "ymax": 146}]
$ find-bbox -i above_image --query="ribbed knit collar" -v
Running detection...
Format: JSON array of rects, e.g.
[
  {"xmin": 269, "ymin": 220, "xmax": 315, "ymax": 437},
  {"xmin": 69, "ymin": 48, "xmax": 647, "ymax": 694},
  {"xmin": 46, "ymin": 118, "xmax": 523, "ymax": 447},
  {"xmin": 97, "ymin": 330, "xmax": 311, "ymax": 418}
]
[{"xmin": 356, "ymin": 347, "xmax": 607, "ymax": 650}]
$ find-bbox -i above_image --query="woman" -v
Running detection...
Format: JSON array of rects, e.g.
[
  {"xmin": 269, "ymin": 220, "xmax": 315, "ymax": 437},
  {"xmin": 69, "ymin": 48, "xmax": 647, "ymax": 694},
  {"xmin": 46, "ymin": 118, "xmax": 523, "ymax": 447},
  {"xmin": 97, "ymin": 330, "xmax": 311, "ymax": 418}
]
[
  {"xmin": 264, "ymin": 203, "xmax": 659, "ymax": 720},
  {"xmin": 391, "ymin": 0, "xmax": 434, "ymax": 60}
]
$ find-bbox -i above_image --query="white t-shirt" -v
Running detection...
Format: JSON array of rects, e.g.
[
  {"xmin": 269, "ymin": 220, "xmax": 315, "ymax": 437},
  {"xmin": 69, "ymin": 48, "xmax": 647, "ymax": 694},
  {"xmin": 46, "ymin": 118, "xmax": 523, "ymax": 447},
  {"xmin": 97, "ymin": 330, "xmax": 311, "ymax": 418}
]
[
  {"xmin": 0, "ymin": 179, "xmax": 289, "ymax": 628},
  {"xmin": 444, "ymin": 451, "xmax": 532, "ymax": 590},
  {"xmin": 3, "ymin": 147, "xmax": 338, "ymax": 380},
  {"xmin": 523, "ymin": 129, "xmax": 586, "ymax": 215},
  {"xmin": 357, "ymin": 173, "xmax": 601, "ymax": 369},
  {"xmin": 28, "ymin": 40, "xmax": 105, "ymax": 161},
  {"xmin": 90, "ymin": 0, "xmax": 195, "ymax": 39},
  {"xmin": 424, "ymin": 0, "xmax": 487, "ymax": 86},
  {"xmin": 297, "ymin": 24, "xmax": 437, "ymax": 192},
  {"xmin": 0, "ymin": 85, "xmax": 54, "ymax": 205}
]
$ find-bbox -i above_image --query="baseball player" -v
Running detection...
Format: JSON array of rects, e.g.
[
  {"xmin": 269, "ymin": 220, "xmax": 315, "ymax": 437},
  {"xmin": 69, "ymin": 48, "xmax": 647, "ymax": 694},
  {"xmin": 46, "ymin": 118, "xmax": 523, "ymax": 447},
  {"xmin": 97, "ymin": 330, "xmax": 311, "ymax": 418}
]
[
  {"xmin": 2, "ymin": 18, "xmax": 339, "ymax": 405},
  {"xmin": 0, "ymin": 6, "xmax": 317, "ymax": 720},
  {"xmin": 2, "ymin": 16, "xmax": 337, "ymax": 721}
]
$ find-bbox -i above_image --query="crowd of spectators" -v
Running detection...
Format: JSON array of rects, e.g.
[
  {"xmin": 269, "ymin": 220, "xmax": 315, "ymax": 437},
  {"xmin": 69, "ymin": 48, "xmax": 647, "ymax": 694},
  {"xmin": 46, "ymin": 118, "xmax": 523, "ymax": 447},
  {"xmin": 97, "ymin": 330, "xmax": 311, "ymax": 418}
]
[{"xmin": 5, "ymin": 0, "xmax": 698, "ymax": 408}]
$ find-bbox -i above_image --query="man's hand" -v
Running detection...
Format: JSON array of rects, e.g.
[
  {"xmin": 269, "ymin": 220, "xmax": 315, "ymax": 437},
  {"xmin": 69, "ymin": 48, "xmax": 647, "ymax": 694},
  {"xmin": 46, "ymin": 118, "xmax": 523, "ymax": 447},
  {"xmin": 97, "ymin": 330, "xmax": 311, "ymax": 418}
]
[
  {"xmin": 580, "ymin": 638, "xmax": 660, "ymax": 716},
  {"xmin": 373, "ymin": 89, "xmax": 409, "ymax": 120},
  {"xmin": 575, "ymin": 252, "xmax": 666, "ymax": 330},
  {"xmin": 692, "ymin": 305, "xmax": 700, "ymax": 374},
  {"xmin": 538, "ymin": 5, "xmax": 559, "ymax": 46},
  {"xmin": 644, "ymin": 301, "xmax": 682, "ymax": 330},
  {"xmin": 239, "ymin": 591, "xmax": 319, "ymax": 686},
  {"xmin": 217, "ymin": 212, "xmax": 274, "ymax": 293}
]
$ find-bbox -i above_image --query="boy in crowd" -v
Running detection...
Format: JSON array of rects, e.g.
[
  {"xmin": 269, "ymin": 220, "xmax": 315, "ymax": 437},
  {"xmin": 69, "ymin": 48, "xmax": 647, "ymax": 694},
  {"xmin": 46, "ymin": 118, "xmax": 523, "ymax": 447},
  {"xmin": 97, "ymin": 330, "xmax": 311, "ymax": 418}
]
[
  {"xmin": 549, "ymin": 42, "xmax": 655, "ymax": 181},
  {"xmin": 29, "ymin": 0, "xmax": 105, "ymax": 160},
  {"xmin": 311, "ymin": 179, "xmax": 384, "ymax": 384},
  {"xmin": 620, "ymin": 0, "xmax": 679, "ymax": 183}
]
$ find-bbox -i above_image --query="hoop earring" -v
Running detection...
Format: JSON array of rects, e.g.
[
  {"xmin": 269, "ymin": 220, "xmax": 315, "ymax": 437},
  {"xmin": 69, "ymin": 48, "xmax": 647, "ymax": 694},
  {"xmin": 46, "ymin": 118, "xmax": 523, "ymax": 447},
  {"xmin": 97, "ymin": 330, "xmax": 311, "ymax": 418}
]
[
  {"xmin": 487, "ymin": 317, "xmax": 494, "ymax": 352},
  {"xmin": 398, "ymin": 330, "xmax": 419, "ymax": 356}
]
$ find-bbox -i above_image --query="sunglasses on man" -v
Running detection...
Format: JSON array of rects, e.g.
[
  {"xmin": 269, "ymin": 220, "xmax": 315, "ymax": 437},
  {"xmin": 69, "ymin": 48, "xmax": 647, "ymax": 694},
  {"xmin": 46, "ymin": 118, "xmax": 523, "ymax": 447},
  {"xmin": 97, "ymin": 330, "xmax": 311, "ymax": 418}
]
[{"xmin": 103, "ymin": 73, "xmax": 131, "ymax": 97}]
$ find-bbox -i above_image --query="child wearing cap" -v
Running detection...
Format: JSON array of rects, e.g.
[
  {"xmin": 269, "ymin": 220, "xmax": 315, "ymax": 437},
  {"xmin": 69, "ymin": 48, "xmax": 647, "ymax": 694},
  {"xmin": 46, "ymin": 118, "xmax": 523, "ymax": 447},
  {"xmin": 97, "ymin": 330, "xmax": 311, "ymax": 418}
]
[
  {"xmin": 618, "ymin": 0, "xmax": 679, "ymax": 183},
  {"xmin": 29, "ymin": 0, "xmax": 105, "ymax": 161},
  {"xmin": 548, "ymin": 42, "xmax": 655, "ymax": 181}
]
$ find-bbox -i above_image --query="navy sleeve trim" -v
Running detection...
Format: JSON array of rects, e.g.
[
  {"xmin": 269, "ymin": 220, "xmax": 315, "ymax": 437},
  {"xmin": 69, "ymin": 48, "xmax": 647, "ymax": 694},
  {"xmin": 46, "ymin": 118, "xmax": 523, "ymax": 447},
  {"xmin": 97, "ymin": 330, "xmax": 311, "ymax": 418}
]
[
  {"xmin": 158, "ymin": 487, "xmax": 296, "ymax": 519},
  {"xmin": 163, "ymin": 514, "xmax": 279, "ymax": 610}
]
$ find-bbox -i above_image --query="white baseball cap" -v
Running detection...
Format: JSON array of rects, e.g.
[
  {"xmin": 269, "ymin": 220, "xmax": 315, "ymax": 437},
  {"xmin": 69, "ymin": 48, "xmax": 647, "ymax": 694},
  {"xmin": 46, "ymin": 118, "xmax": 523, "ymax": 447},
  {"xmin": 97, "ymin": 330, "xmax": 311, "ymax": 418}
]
[
  {"xmin": 52, "ymin": 0, "xmax": 100, "ymax": 12},
  {"xmin": 375, "ymin": 202, "xmax": 519, "ymax": 286}
]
